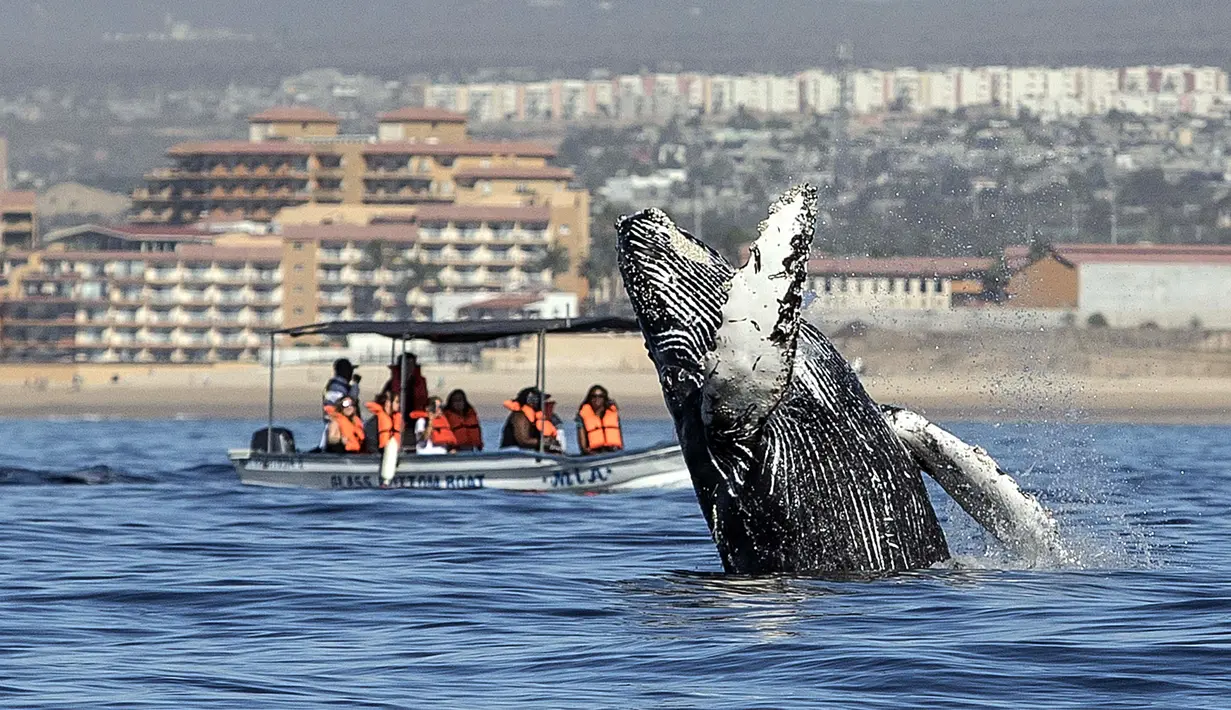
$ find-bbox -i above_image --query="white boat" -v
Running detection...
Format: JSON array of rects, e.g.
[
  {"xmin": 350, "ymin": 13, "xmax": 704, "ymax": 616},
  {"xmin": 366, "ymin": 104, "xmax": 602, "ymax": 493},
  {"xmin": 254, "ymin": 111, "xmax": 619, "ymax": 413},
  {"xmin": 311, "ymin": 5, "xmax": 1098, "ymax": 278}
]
[
  {"xmin": 230, "ymin": 316, "xmax": 690, "ymax": 493},
  {"xmin": 228, "ymin": 443, "xmax": 689, "ymax": 491}
]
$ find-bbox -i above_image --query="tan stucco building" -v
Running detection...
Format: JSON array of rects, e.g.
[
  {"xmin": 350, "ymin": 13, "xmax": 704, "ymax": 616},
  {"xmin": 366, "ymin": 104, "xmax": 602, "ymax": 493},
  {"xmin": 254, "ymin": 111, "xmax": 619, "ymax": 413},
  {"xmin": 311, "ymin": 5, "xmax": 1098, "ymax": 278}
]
[{"xmin": 131, "ymin": 106, "xmax": 590, "ymax": 301}]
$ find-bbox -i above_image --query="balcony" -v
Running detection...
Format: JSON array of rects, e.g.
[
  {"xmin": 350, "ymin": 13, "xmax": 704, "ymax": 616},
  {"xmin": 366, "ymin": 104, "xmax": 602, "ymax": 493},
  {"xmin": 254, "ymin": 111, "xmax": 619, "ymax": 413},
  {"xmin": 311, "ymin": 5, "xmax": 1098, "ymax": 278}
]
[
  {"xmin": 318, "ymin": 293, "xmax": 351, "ymax": 306},
  {"xmin": 147, "ymin": 270, "xmax": 180, "ymax": 283},
  {"xmin": 361, "ymin": 190, "xmax": 451, "ymax": 205},
  {"xmin": 177, "ymin": 293, "xmax": 213, "ymax": 306},
  {"xmin": 211, "ymin": 270, "xmax": 250, "ymax": 284},
  {"xmin": 132, "ymin": 189, "xmax": 173, "ymax": 202},
  {"xmin": 112, "ymin": 292, "xmax": 147, "ymax": 305},
  {"xmin": 216, "ymin": 293, "xmax": 249, "ymax": 306}
]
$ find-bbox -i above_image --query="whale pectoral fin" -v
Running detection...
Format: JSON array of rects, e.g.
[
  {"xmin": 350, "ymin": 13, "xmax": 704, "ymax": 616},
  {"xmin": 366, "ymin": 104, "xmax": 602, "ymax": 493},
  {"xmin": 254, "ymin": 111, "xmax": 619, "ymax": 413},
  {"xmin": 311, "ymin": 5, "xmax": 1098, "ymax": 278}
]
[
  {"xmin": 880, "ymin": 404, "xmax": 1067, "ymax": 561},
  {"xmin": 703, "ymin": 185, "xmax": 817, "ymax": 446}
]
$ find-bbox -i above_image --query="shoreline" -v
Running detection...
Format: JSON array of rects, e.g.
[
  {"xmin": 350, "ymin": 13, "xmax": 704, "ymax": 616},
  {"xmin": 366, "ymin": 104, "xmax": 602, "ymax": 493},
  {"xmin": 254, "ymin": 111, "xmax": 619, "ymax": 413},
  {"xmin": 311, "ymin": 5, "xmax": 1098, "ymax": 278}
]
[{"xmin": 0, "ymin": 366, "xmax": 1227, "ymax": 424}]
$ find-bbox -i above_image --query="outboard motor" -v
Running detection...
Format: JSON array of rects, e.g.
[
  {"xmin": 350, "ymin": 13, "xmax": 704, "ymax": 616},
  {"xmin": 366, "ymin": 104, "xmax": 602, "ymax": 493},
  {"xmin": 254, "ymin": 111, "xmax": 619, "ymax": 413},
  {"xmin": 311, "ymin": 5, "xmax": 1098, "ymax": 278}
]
[{"xmin": 251, "ymin": 427, "xmax": 296, "ymax": 454}]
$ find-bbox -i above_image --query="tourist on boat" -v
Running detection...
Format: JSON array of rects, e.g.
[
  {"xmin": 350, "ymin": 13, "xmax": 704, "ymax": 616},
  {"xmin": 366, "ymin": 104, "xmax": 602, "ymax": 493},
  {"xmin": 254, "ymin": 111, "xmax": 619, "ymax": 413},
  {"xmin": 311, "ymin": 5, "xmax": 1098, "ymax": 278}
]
[
  {"xmin": 363, "ymin": 387, "xmax": 403, "ymax": 453},
  {"xmin": 386, "ymin": 353, "xmax": 429, "ymax": 410},
  {"xmin": 320, "ymin": 357, "xmax": 361, "ymax": 448},
  {"xmin": 325, "ymin": 396, "xmax": 366, "ymax": 454},
  {"xmin": 443, "ymin": 389, "xmax": 483, "ymax": 452},
  {"xmin": 575, "ymin": 384, "xmax": 624, "ymax": 455},
  {"xmin": 412, "ymin": 396, "xmax": 457, "ymax": 455},
  {"xmin": 322, "ymin": 358, "xmax": 361, "ymax": 415},
  {"xmin": 385, "ymin": 353, "xmax": 429, "ymax": 429},
  {"xmin": 500, "ymin": 387, "xmax": 564, "ymax": 454}
]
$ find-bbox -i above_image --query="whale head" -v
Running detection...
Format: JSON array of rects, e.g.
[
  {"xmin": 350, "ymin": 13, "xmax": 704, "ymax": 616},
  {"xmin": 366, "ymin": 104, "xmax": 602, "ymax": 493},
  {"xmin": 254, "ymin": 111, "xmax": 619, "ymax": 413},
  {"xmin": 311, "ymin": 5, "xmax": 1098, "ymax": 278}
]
[
  {"xmin": 617, "ymin": 186, "xmax": 817, "ymax": 421},
  {"xmin": 618, "ymin": 184, "xmax": 818, "ymax": 501},
  {"xmin": 615, "ymin": 208, "xmax": 734, "ymax": 415}
]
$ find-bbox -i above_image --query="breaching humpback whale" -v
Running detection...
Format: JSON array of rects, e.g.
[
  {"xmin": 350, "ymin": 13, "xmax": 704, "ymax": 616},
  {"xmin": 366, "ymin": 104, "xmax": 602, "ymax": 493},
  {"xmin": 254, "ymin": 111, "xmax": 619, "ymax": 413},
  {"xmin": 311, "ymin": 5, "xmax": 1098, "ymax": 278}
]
[{"xmin": 617, "ymin": 184, "xmax": 1062, "ymax": 576}]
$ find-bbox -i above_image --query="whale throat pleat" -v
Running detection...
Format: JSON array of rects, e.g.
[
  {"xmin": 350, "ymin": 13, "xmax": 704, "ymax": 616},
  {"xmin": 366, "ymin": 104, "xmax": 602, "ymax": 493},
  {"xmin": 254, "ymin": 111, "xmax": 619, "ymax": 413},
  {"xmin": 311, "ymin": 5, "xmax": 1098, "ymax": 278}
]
[{"xmin": 702, "ymin": 186, "xmax": 817, "ymax": 488}]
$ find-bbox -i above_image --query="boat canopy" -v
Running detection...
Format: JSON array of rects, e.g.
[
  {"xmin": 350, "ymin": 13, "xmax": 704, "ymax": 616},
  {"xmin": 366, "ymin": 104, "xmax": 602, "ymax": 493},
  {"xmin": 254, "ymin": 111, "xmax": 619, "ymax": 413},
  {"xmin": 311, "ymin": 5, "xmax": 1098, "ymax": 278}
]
[{"xmin": 276, "ymin": 316, "xmax": 642, "ymax": 344}]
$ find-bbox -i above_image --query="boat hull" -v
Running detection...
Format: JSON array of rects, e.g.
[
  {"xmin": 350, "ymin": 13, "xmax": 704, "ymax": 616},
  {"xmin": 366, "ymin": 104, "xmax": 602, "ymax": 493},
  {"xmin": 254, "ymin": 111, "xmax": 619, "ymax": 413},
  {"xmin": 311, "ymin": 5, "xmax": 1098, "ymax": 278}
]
[{"xmin": 228, "ymin": 443, "xmax": 690, "ymax": 492}]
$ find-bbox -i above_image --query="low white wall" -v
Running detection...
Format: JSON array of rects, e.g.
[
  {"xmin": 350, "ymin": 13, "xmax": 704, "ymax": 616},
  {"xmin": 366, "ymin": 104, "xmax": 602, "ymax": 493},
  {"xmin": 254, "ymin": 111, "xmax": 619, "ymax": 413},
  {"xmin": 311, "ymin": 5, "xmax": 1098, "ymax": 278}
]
[{"xmin": 806, "ymin": 307, "xmax": 1074, "ymax": 332}]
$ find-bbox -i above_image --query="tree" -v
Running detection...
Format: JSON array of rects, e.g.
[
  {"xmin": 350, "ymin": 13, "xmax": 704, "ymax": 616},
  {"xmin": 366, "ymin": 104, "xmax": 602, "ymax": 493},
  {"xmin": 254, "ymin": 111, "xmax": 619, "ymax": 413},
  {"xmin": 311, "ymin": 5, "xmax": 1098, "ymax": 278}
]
[
  {"xmin": 980, "ymin": 257, "xmax": 1012, "ymax": 303},
  {"xmin": 581, "ymin": 202, "xmax": 642, "ymax": 306},
  {"xmin": 533, "ymin": 243, "xmax": 571, "ymax": 277},
  {"xmin": 726, "ymin": 106, "xmax": 762, "ymax": 130},
  {"xmin": 358, "ymin": 240, "xmax": 440, "ymax": 319}
]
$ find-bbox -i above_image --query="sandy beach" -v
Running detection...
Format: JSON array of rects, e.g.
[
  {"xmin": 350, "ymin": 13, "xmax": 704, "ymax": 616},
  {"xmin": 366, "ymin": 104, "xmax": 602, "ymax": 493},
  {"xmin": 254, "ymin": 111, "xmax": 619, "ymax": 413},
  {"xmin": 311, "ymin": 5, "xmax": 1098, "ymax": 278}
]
[
  {"xmin": 2, "ymin": 331, "xmax": 1229, "ymax": 423},
  {"xmin": 2, "ymin": 365, "xmax": 1229, "ymax": 425}
]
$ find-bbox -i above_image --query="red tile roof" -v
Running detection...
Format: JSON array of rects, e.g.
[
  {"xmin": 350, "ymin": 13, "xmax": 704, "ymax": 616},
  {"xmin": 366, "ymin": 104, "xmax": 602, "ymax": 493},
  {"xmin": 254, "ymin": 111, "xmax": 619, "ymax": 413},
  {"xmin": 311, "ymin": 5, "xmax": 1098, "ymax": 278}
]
[
  {"xmin": 249, "ymin": 106, "xmax": 339, "ymax": 123},
  {"xmin": 107, "ymin": 224, "xmax": 215, "ymax": 238},
  {"xmin": 1007, "ymin": 243, "xmax": 1231, "ymax": 266},
  {"xmin": 164, "ymin": 139, "xmax": 556, "ymax": 158},
  {"xmin": 42, "ymin": 223, "xmax": 214, "ymax": 244},
  {"xmin": 364, "ymin": 141, "xmax": 556, "ymax": 158},
  {"xmin": 280, "ymin": 223, "xmax": 419, "ymax": 243},
  {"xmin": 167, "ymin": 141, "xmax": 316, "ymax": 156},
  {"xmin": 13, "ymin": 250, "xmax": 183, "ymax": 263},
  {"xmin": 0, "ymin": 190, "xmax": 36, "ymax": 210},
  {"xmin": 808, "ymin": 256, "xmax": 993, "ymax": 278},
  {"xmin": 415, "ymin": 205, "xmax": 551, "ymax": 223},
  {"xmin": 453, "ymin": 166, "xmax": 575, "ymax": 181},
  {"xmin": 378, "ymin": 107, "xmax": 468, "ymax": 123},
  {"xmin": 177, "ymin": 244, "xmax": 283, "ymax": 262}
]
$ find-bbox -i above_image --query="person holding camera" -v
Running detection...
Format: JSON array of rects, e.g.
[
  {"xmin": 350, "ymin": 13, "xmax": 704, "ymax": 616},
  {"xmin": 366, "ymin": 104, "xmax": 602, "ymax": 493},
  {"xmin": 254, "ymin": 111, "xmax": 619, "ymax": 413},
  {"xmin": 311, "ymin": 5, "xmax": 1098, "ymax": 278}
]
[{"xmin": 319, "ymin": 358, "xmax": 362, "ymax": 449}]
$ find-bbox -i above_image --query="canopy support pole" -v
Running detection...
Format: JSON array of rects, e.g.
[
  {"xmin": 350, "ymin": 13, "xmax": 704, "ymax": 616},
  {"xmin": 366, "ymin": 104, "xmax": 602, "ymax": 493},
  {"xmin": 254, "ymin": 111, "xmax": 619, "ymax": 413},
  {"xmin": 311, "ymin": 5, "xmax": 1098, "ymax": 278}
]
[
  {"xmin": 536, "ymin": 329, "xmax": 546, "ymax": 454},
  {"xmin": 401, "ymin": 337, "xmax": 409, "ymax": 442},
  {"xmin": 265, "ymin": 332, "xmax": 275, "ymax": 453}
]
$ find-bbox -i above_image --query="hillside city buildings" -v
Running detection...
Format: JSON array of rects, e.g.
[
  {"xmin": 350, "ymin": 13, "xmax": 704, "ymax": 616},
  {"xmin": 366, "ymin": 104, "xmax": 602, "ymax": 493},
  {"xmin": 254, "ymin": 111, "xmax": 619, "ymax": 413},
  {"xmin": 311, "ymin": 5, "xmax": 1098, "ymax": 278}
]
[
  {"xmin": 4, "ymin": 60, "xmax": 1231, "ymax": 363},
  {"xmin": 419, "ymin": 65, "xmax": 1231, "ymax": 122}
]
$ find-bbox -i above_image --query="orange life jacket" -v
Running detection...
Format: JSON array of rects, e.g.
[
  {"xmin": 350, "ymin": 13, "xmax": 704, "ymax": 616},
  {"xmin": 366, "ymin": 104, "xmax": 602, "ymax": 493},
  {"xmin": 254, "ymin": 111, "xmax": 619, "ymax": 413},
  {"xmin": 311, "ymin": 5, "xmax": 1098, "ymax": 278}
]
[
  {"xmin": 578, "ymin": 402, "xmax": 623, "ymax": 451},
  {"xmin": 328, "ymin": 410, "xmax": 366, "ymax": 453},
  {"xmin": 409, "ymin": 410, "xmax": 458, "ymax": 449},
  {"xmin": 364, "ymin": 401, "xmax": 404, "ymax": 450},
  {"xmin": 444, "ymin": 408, "xmax": 482, "ymax": 450},
  {"xmin": 502, "ymin": 399, "xmax": 558, "ymax": 438}
]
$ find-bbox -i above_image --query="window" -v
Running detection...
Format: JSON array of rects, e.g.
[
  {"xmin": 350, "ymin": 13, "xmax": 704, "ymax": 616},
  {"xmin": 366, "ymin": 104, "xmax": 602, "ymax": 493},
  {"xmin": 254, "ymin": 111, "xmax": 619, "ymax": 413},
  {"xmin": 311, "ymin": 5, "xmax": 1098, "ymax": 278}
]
[{"xmin": 292, "ymin": 242, "xmax": 305, "ymax": 251}]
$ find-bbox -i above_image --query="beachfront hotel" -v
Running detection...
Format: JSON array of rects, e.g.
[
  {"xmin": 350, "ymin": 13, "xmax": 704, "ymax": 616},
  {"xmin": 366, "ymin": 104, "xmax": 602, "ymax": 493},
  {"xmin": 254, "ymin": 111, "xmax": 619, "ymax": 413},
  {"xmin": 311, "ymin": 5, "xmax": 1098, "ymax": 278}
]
[
  {"xmin": 0, "ymin": 108, "xmax": 590, "ymax": 363},
  {"xmin": 0, "ymin": 211, "xmax": 569, "ymax": 363},
  {"xmin": 128, "ymin": 106, "xmax": 589, "ymax": 297}
]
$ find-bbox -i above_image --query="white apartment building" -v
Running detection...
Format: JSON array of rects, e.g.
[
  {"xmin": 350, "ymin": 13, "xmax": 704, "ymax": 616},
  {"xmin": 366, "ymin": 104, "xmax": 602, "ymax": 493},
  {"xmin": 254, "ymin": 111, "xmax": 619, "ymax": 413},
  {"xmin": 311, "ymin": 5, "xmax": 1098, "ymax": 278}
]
[{"xmin": 417, "ymin": 63, "xmax": 1230, "ymax": 122}]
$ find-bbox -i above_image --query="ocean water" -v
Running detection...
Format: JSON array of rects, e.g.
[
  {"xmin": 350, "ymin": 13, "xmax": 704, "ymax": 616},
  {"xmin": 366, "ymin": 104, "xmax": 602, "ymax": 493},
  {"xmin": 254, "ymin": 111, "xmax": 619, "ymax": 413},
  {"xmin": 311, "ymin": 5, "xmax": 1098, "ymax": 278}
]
[{"xmin": 1, "ymin": 417, "xmax": 1228, "ymax": 708}]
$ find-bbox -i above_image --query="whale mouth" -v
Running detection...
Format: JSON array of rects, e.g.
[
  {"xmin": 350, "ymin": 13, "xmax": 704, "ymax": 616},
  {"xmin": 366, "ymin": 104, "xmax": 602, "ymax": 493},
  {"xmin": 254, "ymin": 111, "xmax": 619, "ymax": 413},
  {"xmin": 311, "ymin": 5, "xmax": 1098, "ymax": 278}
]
[{"xmin": 616, "ymin": 209, "xmax": 734, "ymax": 401}]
